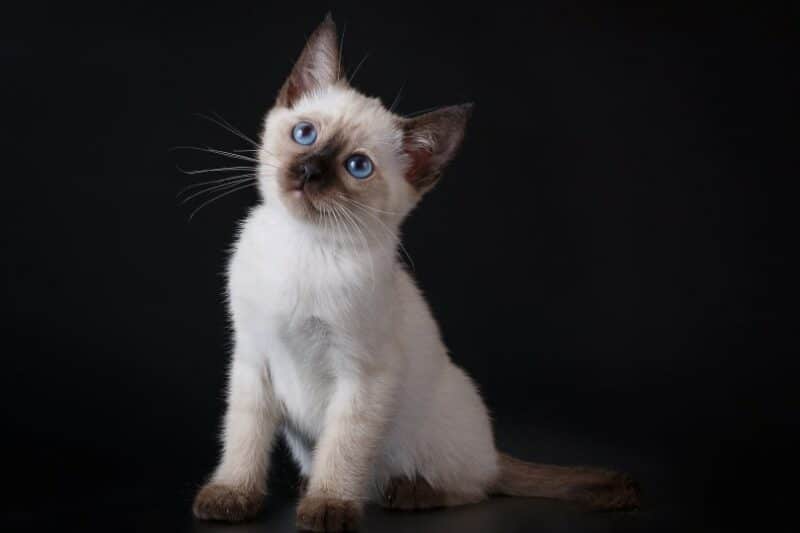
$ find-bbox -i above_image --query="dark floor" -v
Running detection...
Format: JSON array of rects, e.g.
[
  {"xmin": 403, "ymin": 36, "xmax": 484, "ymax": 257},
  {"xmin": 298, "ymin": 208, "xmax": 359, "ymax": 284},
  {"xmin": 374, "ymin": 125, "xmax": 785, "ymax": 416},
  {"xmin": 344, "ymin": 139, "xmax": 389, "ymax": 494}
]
[
  {"xmin": 3, "ymin": 421, "xmax": 730, "ymax": 533},
  {"xmin": 6, "ymin": 497, "xmax": 661, "ymax": 533}
]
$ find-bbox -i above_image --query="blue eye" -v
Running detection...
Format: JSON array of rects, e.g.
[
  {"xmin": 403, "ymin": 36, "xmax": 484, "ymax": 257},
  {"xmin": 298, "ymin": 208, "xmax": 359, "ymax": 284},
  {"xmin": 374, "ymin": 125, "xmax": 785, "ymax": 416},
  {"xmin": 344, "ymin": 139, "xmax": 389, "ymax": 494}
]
[
  {"xmin": 292, "ymin": 122, "xmax": 317, "ymax": 145},
  {"xmin": 345, "ymin": 154, "xmax": 374, "ymax": 179}
]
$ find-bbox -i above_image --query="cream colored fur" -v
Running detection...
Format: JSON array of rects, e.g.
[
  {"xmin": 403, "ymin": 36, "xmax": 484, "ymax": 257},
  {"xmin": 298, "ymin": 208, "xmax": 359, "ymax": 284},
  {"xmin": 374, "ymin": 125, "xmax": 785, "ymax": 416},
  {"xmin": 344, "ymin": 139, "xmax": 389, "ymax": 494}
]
[
  {"xmin": 195, "ymin": 18, "xmax": 641, "ymax": 528},
  {"xmin": 212, "ymin": 84, "xmax": 498, "ymax": 501},
  {"xmin": 197, "ymin": 14, "xmax": 497, "ymax": 521}
]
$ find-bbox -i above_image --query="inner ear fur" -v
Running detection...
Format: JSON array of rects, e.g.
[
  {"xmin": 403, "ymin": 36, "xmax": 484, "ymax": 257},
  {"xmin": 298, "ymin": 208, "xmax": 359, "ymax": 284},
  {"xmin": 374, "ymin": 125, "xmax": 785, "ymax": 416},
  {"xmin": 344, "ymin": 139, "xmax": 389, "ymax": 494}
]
[
  {"xmin": 276, "ymin": 13, "xmax": 341, "ymax": 108},
  {"xmin": 401, "ymin": 103, "xmax": 473, "ymax": 192}
]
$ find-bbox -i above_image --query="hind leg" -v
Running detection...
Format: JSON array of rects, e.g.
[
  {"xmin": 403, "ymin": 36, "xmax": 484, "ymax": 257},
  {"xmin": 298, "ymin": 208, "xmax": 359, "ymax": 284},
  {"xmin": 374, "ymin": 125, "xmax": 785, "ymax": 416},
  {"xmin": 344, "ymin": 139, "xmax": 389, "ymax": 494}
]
[{"xmin": 381, "ymin": 477, "xmax": 486, "ymax": 510}]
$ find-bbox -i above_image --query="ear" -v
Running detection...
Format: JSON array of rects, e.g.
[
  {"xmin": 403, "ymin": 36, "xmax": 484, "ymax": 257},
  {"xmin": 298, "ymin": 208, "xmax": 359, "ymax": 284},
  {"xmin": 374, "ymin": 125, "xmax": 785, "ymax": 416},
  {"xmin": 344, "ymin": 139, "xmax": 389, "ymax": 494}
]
[
  {"xmin": 276, "ymin": 13, "xmax": 341, "ymax": 108},
  {"xmin": 401, "ymin": 103, "xmax": 473, "ymax": 192}
]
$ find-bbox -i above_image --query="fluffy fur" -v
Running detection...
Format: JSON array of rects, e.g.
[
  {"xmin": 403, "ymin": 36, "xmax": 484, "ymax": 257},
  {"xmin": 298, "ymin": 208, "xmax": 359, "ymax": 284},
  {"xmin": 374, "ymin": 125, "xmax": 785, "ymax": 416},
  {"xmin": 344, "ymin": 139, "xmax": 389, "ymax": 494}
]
[{"xmin": 192, "ymin": 14, "xmax": 639, "ymax": 531}]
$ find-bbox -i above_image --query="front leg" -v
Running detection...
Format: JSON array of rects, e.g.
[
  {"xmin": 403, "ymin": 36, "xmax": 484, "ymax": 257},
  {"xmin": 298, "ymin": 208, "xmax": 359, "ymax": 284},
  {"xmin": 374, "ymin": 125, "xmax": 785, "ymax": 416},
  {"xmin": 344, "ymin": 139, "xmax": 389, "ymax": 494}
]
[
  {"xmin": 193, "ymin": 352, "xmax": 282, "ymax": 522},
  {"xmin": 297, "ymin": 371, "xmax": 397, "ymax": 532}
]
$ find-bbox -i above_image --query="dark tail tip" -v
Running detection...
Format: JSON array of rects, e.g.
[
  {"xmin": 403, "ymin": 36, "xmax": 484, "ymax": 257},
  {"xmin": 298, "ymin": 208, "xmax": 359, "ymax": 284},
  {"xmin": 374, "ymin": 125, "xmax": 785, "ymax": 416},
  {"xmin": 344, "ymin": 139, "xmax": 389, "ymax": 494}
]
[
  {"xmin": 494, "ymin": 453, "xmax": 641, "ymax": 511},
  {"xmin": 573, "ymin": 472, "xmax": 642, "ymax": 512}
]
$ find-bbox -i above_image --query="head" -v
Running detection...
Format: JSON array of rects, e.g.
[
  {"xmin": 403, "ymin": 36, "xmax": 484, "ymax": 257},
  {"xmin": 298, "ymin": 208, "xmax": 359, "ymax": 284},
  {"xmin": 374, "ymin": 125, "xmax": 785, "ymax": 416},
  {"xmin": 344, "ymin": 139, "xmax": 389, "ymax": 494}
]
[{"xmin": 258, "ymin": 14, "xmax": 472, "ymax": 242}]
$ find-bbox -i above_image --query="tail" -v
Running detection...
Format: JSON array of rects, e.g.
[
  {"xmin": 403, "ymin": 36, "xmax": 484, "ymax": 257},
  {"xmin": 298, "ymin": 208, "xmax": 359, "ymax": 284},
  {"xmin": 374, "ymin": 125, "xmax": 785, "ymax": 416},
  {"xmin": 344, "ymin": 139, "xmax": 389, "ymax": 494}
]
[{"xmin": 491, "ymin": 453, "xmax": 641, "ymax": 511}]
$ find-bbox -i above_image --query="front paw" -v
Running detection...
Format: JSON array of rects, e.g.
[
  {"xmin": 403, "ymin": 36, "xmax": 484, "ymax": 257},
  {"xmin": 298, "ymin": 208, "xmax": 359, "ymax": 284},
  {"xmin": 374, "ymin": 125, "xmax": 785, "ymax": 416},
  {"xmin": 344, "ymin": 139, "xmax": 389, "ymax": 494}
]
[
  {"xmin": 296, "ymin": 495, "xmax": 361, "ymax": 531},
  {"xmin": 192, "ymin": 483, "xmax": 264, "ymax": 522}
]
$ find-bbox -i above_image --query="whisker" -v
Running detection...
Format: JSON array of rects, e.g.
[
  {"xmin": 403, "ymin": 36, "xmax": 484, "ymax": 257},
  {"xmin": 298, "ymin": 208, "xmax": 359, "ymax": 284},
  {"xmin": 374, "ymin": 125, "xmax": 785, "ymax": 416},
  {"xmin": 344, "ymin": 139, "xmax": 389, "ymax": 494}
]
[
  {"xmin": 180, "ymin": 175, "xmax": 256, "ymax": 204},
  {"xmin": 337, "ymin": 21, "xmax": 346, "ymax": 81},
  {"xmin": 327, "ymin": 203, "xmax": 361, "ymax": 284},
  {"xmin": 340, "ymin": 201, "xmax": 397, "ymax": 261},
  {"xmin": 177, "ymin": 165, "xmax": 254, "ymax": 175},
  {"xmin": 331, "ymin": 203, "xmax": 356, "ymax": 249},
  {"xmin": 188, "ymin": 181, "xmax": 257, "ymax": 221},
  {"xmin": 339, "ymin": 196, "xmax": 415, "ymax": 271},
  {"xmin": 389, "ymin": 82, "xmax": 405, "ymax": 113},
  {"xmin": 170, "ymin": 146, "xmax": 260, "ymax": 163},
  {"xmin": 339, "ymin": 203, "xmax": 370, "ymax": 250},
  {"xmin": 330, "ymin": 204, "xmax": 349, "ymax": 250},
  {"xmin": 404, "ymin": 105, "xmax": 440, "ymax": 118},
  {"xmin": 335, "ymin": 202, "xmax": 376, "ymax": 291},
  {"xmin": 337, "ymin": 194, "xmax": 401, "ymax": 215},
  {"xmin": 197, "ymin": 112, "xmax": 260, "ymax": 148},
  {"xmin": 327, "ymin": 204, "xmax": 362, "ymax": 305},
  {"xmin": 177, "ymin": 172, "xmax": 257, "ymax": 198},
  {"xmin": 348, "ymin": 52, "xmax": 370, "ymax": 84}
]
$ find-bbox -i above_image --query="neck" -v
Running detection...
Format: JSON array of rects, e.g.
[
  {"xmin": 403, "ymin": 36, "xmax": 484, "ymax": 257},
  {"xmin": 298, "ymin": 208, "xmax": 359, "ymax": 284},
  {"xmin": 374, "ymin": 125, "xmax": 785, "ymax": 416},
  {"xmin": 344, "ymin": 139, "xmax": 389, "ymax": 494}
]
[{"xmin": 262, "ymin": 199, "xmax": 401, "ymax": 261}]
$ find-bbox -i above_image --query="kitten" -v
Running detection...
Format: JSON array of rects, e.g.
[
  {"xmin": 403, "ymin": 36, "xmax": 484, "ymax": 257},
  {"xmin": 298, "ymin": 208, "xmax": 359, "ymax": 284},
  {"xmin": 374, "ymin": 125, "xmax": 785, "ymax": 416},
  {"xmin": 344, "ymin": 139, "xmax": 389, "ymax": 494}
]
[{"xmin": 192, "ymin": 14, "xmax": 640, "ymax": 531}]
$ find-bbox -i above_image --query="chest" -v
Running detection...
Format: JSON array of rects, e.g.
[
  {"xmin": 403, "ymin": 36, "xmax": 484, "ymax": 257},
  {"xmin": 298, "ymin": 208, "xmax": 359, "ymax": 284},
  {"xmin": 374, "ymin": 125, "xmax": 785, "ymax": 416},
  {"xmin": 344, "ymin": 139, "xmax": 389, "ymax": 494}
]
[
  {"xmin": 230, "ymin": 228, "xmax": 379, "ymax": 340},
  {"xmin": 227, "ymin": 211, "xmax": 393, "ymax": 431}
]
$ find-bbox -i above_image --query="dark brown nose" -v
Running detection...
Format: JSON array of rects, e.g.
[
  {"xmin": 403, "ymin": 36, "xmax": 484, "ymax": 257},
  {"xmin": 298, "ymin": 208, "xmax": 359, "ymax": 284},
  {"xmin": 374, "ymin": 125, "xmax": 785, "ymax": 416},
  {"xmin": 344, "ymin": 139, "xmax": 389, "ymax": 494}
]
[
  {"xmin": 300, "ymin": 160, "xmax": 323, "ymax": 186},
  {"xmin": 292, "ymin": 153, "xmax": 332, "ymax": 192}
]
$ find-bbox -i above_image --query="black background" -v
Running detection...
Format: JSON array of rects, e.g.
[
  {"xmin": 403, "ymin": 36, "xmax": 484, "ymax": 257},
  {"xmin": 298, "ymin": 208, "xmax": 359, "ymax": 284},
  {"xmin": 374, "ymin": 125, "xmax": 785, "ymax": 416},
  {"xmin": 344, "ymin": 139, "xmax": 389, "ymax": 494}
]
[{"xmin": 2, "ymin": 2, "xmax": 796, "ymax": 532}]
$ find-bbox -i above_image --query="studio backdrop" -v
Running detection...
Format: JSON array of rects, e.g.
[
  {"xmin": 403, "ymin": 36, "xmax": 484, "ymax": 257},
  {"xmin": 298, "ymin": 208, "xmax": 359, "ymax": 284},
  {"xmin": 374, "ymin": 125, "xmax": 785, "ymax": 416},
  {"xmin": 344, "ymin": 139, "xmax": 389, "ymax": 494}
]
[{"xmin": 1, "ymin": 2, "xmax": 794, "ymax": 531}]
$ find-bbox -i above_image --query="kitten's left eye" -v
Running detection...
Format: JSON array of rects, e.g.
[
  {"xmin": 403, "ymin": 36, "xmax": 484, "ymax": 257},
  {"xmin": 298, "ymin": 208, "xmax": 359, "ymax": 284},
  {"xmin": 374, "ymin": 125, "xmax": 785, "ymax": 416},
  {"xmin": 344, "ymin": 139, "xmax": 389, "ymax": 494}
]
[
  {"xmin": 292, "ymin": 122, "xmax": 317, "ymax": 145},
  {"xmin": 344, "ymin": 154, "xmax": 374, "ymax": 180}
]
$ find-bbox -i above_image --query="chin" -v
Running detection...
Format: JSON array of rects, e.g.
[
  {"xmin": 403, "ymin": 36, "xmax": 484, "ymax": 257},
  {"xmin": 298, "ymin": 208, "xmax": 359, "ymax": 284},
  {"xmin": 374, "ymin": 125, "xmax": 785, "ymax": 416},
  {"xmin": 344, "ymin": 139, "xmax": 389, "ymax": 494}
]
[{"xmin": 280, "ymin": 188, "xmax": 324, "ymax": 221}]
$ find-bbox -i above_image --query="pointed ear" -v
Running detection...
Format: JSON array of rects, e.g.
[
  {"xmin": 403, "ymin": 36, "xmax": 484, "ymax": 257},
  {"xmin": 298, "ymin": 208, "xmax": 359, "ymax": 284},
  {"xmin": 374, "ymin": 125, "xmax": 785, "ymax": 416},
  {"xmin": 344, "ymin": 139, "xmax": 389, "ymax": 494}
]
[
  {"xmin": 401, "ymin": 104, "xmax": 473, "ymax": 192},
  {"xmin": 276, "ymin": 13, "xmax": 341, "ymax": 108}
]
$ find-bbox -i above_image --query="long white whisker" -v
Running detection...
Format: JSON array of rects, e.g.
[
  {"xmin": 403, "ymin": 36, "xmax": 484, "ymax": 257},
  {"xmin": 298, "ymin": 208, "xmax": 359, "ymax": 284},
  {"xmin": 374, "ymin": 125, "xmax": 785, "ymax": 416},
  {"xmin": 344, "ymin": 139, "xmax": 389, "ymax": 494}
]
[
  {"xmin": 180, "ymin": 175, "xmax": 256, "ymax": 204},
  {"xmin": 348, "ymin": 52, "xmax": 370, "ymax": 84},
  {"xmin": 320, "ymin": 204, "xmax": 332, "ymax": 244},
  {"xmin": 338, "ymin": 201, "xmax": 395, "ymax": 261},
  {"xmin": 188, "ymin": 182, "xmax": 256, "ymax": 221},
  {"xmin": 331, "ymin": 202, "xmax": 358, "ymax": 252},
  {"xmin": 404, "ymin": 105, "xmax": 440, "ymax": 118},
  {"xmin": 336, "ymin": 202, "xmax": 376, "ymax": 291},
  {"xmin": 328, "ymin": 203, "xmax": 363, "ymax": 295},
  {"xmin": 337, "ymin": 21, "xmax": 346, "ymax": 80},
  {"xmin": 389, "ymin": 82, "xmax": 405, "ymax": 113},
  {"xmin": 178, "ymin": 165, "xmax": 254, "ymax": 175},
  {"xmin": 328, "ymin": 203, "xmax": 343, "ymax": 244},
  {"xmin": 178, "ymin": 176, "xmax": 255, "ymax": 198},
  {"xmin": 337, "ymin": 194, "xmax": 401, "ymax": 215},
  {"xmin": 177, "ymin": 173, "xmax": 257, "ymax": 197},
  {"xmin": 343, "ymin": 205, "xmax": 371, "ymax": 251},
  {"xmin": 340, "ymin": 196, "xmax": 415, "ymax": 271},
  {"xmin": 171, "ymin": 146, "xmax": 260, "ymax": 163},
  {"xmin": 327, "ymin": 204, "xmax": 361, "ymax": 309},
  {"xmin": 197, "ymin": 112, "xmax": 260, "ymax": 148}
]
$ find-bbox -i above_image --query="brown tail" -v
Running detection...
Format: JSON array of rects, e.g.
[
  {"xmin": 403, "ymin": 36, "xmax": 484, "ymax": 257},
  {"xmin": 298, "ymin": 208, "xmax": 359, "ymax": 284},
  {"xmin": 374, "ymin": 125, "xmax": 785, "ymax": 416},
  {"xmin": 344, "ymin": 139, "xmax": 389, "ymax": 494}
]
[{"xmin": 491, "ymin": 453, "xmax": 641, "ymax": 511}]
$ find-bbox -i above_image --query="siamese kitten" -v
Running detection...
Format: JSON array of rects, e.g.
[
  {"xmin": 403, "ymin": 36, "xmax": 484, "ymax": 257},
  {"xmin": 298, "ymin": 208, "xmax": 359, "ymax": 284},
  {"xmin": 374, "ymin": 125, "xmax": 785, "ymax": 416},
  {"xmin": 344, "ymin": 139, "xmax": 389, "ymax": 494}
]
[{"xmin": 192, "ymin": 14, "xmax": 639, "ymax": 531}]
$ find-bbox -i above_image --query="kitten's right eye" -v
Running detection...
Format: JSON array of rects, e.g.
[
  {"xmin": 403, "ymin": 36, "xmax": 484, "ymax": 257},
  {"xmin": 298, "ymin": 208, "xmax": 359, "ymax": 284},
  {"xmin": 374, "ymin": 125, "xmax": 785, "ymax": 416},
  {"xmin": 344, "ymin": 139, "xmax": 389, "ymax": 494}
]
[{"xmin": 292, "ymin": 122, "xmax": 317, "ymax": 145}]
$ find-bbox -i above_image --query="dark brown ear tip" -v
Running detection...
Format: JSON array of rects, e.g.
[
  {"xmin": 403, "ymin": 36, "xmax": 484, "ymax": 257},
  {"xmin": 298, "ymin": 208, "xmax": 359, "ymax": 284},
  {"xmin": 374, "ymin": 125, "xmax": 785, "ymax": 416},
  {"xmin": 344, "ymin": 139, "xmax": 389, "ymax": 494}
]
[
  {"xmin": 309, "ymin": 12, "xmax": 337, "ymax": 47},
  {"xmin": 310, "ymin": 12, "xmax": 336, "ymax": 38},
  {"xmin": 459, "ymin": 102, "xmax": 475, "ymax": 119},
  {"xmin": 319, "ymin": 11, "xmax": 336, "ymax": 33}
]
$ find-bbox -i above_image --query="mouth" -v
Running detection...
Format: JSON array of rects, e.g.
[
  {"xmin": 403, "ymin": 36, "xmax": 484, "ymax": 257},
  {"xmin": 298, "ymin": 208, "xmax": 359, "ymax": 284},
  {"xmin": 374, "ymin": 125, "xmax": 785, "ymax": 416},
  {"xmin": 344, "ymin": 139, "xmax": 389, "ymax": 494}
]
[
  {"xmin": 281, "ymin": 179, "xmax": 325, "ymax": 217},
  {"xmin": 288, "ymin": 188, "xmax": 309, "ymax": 204}
]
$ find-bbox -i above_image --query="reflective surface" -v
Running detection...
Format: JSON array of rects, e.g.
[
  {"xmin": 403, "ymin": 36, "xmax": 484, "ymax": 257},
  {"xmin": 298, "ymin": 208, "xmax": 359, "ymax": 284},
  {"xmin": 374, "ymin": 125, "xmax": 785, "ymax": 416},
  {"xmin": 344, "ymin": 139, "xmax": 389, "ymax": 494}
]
[{"xmin": 4, "ymin": 424, "xmax": 699, "ymax": 532}]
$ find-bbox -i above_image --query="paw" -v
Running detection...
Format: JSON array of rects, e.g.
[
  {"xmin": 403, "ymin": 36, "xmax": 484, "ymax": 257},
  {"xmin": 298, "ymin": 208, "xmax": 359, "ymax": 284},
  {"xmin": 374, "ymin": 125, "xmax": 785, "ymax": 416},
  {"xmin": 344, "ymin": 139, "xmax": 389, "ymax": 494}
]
[
  {"xmin": 296, "ymin": 495, "xmax": 361, "ymax": 531},
  {"xmin": 382, "ymin": 477, "xmax": 446, "ymax": 510},
  {"xmin": 192, "ymin": 483, "xmax": 264, "ymax": 522}
]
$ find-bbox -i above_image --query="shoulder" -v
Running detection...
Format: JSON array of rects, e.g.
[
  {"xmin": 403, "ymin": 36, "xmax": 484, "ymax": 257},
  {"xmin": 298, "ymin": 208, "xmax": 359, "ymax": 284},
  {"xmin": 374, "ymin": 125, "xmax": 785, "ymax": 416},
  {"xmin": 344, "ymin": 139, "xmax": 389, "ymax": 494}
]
[
  {"xmin": 227, "ymin": 205, "xmax": 275, "ymax": 284},
  {"xmin": 229, "ymin": 205, "xmax": 286, "ymax": 263}
]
